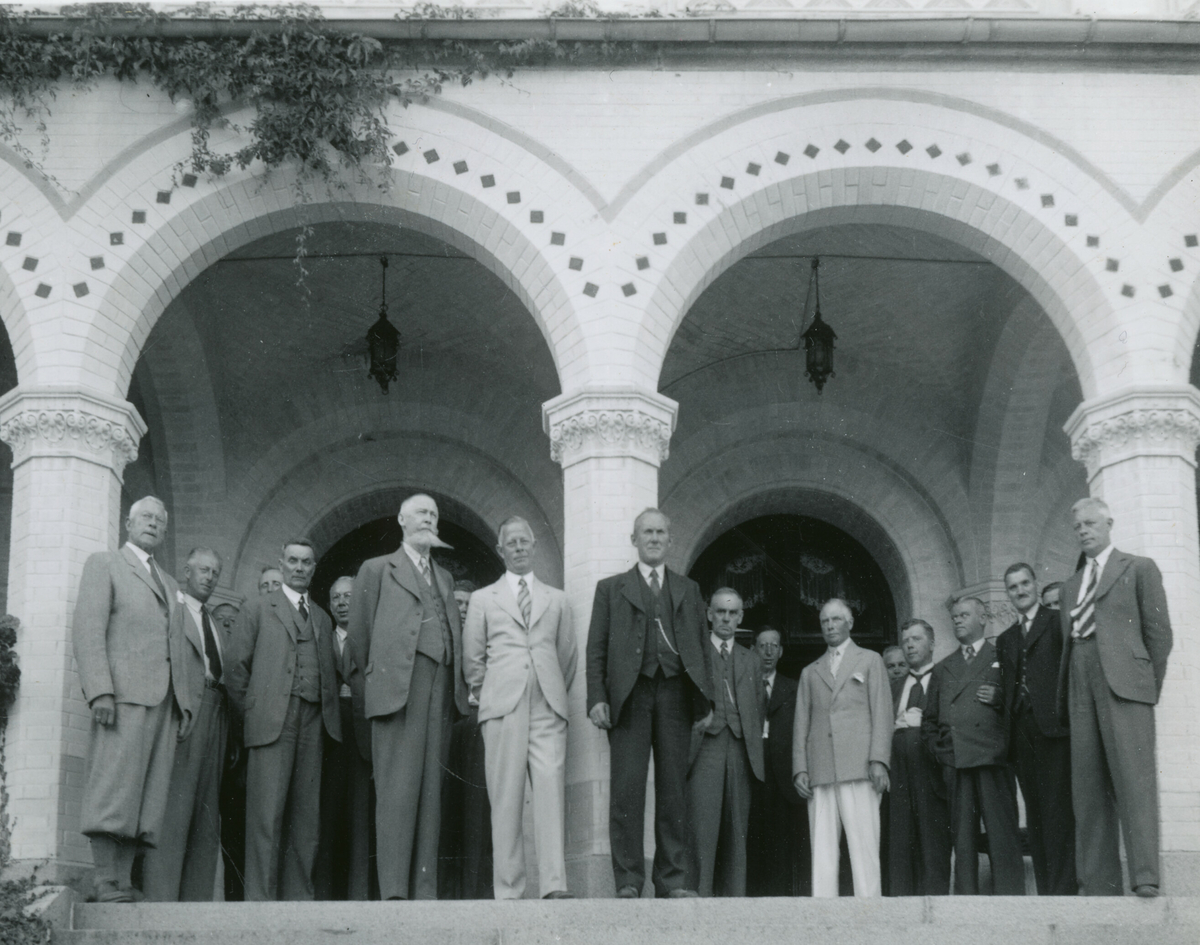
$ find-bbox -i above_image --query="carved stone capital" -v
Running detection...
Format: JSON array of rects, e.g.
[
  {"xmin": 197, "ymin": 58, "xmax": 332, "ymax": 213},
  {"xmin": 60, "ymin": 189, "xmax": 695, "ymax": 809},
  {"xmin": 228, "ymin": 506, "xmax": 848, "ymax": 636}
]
[
  {"xmin": 542, "ymin": 388, "xmax": 678, "ymax": 468},
  {"xmin": 1065, "ymin": 385, "xmax": 1200, "ymax": 482},
  {"xmin": 0, "ymin": 387, "xmax": 147, "ymax": 477}
]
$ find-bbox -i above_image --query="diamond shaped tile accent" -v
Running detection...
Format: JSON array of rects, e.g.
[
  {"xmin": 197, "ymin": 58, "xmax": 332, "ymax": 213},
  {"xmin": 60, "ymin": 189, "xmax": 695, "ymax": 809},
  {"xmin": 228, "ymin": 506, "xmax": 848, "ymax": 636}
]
[
  {"xmin": 1159, "ymin": 284, "xmax": 1174, "ymax": 298},
  {"xmin": 1121, "ymin": 284, "xmax": 1135, "ymax": 297},
  {"xmin": 583, "ymin": 283, "xmax": 598, "ymax": 297},
  {"xmin": 21, "ymin": 257, "xmax": 36, "ymax": 271},
  {"xmin": 550, "ymin": 232, "xmax": 565, "ymax": 246},
  {"xmin": 132, "ymin": 210, "xmax": 146, "ymax": 224},
  {"xmin": 865, "ymin": 138, "xmax": 881, "ymax": 153},
  {"xmin": 156, "ymin": 191, "xmax": 170, "ymax": 204},
  {"xmin": 182, "ymin": 174, "xmax": 197, "ymax": 187},
  {"xmin": 987, "ymin": 163, "xmax": 1001, "ymax": 176},
  {"xmin": 804, "ymin": 144, "xmax": 819, "ymax": 159},
  {"xmin": 834, "ymin": 140, "xmax": 850, "ymax": 154},
  {"xmin": 34, "ymin": 283, "xmax": 50, "ymax": 298},
  {"xmin": 775, "ymin": 152, "xmax": 790, "ymax": 165},
  {"xmin": 506, "ymin": 191, "xmax": 521, "ymax": 204},
  {"xmin": 530, "ymin": 211, "xmax": 544, "ymax": 224},
  {"xmin": 73, "ymin": 282, "xmax": 89, "ymax": 297},
  {"xmin": 1106, "ymin": 259, "xmax": 1119, "ymax": 272},
  {"xmin": 481, "ymin": 175, "xmax": 495, "ymax": 188},
  {"xmin": 1041, "ymin": 194, "xmax": 1055, "ymax": 208},
  {"xmin": 1087, "ymin": 236, "xmax": 1100, "ymax": 248},
  {"xmin": 1064, "ymin": 215, "xmax": 1078, "ymax": 227},
  {"xmin": 636, "ymin": 256, "xmax": 649, "ymax": 271},
  {"xmin": 568, "ymin": 257, "xmax": 583, "ymax": 271},
  {"xmin": 746, "ymin": 163, "xmax": 761, "ymax": 176},
  {"xmin": 956, "ymin": 152, "xmax": 972, "ymax": 166},
  {"xmin": 696, "ymin": 193, "xmax": 709, "ymax": 205},
  {"xmin": 622, "ymin": 283, "xmax": 637, "ymax": 297},
  {"xmin": 393, "ymin": 141, "xmax": 409, "ymax": 156},
  {"xmin": 90, "ymin": 256, "xmax": 104, "ymax": 270},
  {"xmin": 424, "ymin": 149, "xmax": 439, "ymax": 164},
  {"xmin": 720, "ymin": 176, "xmax": 735, "ymax": 189},
  {"xmin": 1186, "ymin": 234, "xmax": 1198, "ymax": 248},
  {"xmin": 5, "ymin": 232, "xmax": 20, "ymax": 247},
  {"xmin": 1014, "ymin": 178, "xmax": 1029, "ymax": 190},
  {"xmin": 1170, "ymin": 258, "xmax": 1184, "ymax": 272},
  {"xmin": 110, "ymin": 232, "xmax": 124, "ymax": 245},
  {"xmin": 454, "ymin": 160, "xmax": 468, "ymax": 175},
  {"xmin": 674, "ymin": 212, "xmax": 687, "ymax": 224},
  {"xmin": 653, "ymin": 233, "xmax": 667, "ymax": 246},
  {"xmin": 896, "ymin": 140, "xmax": 912, "ymax": 155},
  {"xmin": 926, "ymin": 144, "xmax": 942, "ymax": 158}
]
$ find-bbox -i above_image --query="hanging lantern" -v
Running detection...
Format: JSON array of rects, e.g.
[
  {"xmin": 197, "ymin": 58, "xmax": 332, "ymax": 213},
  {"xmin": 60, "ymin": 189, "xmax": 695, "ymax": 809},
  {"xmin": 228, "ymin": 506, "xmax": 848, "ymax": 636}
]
[
  {"xmin": 366, "ymin": 256, "xmax": 402, "ymax": 394},
  {"xmin": 800, "ymin": 257, "xmax": 837, "ymax": 393}
]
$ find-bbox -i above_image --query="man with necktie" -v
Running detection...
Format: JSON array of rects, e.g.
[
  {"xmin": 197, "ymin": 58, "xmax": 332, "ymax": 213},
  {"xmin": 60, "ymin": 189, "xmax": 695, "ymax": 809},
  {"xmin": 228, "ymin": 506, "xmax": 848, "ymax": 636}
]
[
  {"xmin": 1057, "ymin": 497, "xmax": 1172, "ymax": 897},
  {"xmin": 687, "ymin": 589, "xmax": 764, "ymax": 897},
  {"xmin": 315, "ymin": 575, "xmax": 373, "ymax": 900},
  {"xmin": 793, "ymin": 598, "xmax": 892, "ymax": 898},
  {"xmin": 887, "ymin": 618, "xmax": 950, "ymax": 896},
  {"xmin": 346, "ymin": 494, "xmax": 469, "ymax": 901},
  {"xmin": 142, "ymin": 547, "xmax": 229, "ymax": 901},
  {"xmin": 73, "ymin": 496, "xmax": 192, "ymax": 903},
  {"xmin": 997, "ymin": 562, "xmax": 1076, "ymax": 895},
  {"xmin": 463, "ymin": 516, "xmax": 577, "ymax": 899},
  {"xmin": 587, "ymin": 508, "xmax": 714, "ymax": 899},
  {"xmin": 922, "ymin": 597, "xmax": 1024, "ymax": 895},
  {"xmin": 746, "ymin": 626, "xmax": 808, "ymax": 897},
  {"xmin": 227, "ymin": 538, "xmax": 342, "ymax": 901}
]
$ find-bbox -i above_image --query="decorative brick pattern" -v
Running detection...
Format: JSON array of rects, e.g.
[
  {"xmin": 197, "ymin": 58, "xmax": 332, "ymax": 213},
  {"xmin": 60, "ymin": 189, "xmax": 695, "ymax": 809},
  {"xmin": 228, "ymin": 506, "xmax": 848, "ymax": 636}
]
[
  {"xmin": 1106, "ymin": 259, "xmax": 1119, "ymax": 272},
  {"xmin": 746, "ymin": 162, "xmax": 760, "ymax": 176},
  {"xmin": 834, "ymin": 139, "xmax": 850, "ymax": 154},
  {"xmin": 89, "ymin": 256, "xmax": 104, "ymax": 271},
  {"xmin": 804, "ymin": 144, "xmax": 819, "ymax": 159},
  {"xmin": 110, "ymin": 232, "xmax": 124, "ymax": 245},
  {"xmin": 21, "ymin": 257, "xmax": 36, "ymax": 271},
  {"xmin": 653, "ymin": 232, "xmax": 666, "ymax": 246},
  {"xmin": 695, "ymin": 193, "xmax": 709, "ymax": 205},
  {"xmin": 73, "ymin": 282, "xmax": 89, "ymax": 297},
  {"xmin": 1170, "ymin": 258, "xmax": 1184, "ymax": 272},
  {"xmin": 156, "ymin": 191, "xmax": 170, "ymax": 204},
  {"xmin": 774, "ymin": 151, "xmax": 789, "ymax": 165},
  {"xmin": 132, "ymin": 210, "xmax": 146, "ymax": 223},
  {"xmin": 506, "ymin": 191, "xmax": 521, "ymax": 204},
  {"xmin": 896, "ymin": 140, "xmax": 912, "ymax": 154},
  {"xmin": 181, "ymin": 174, "xmax": 197, "ymax": 187},
  {"xmin": 956, "ymin": 152, "xmax": 972, "ymax": 165},
  {"xmin": 454, "ymin": 160, "xmax": 469, "ymax": 175},
  {"xmin": 34, "ymin": 283, "xmax": 50, "ymax": 298},
  {"xmin": 926, "ymin": 144, "xmax": 942, "ymax": 158},
  {"xmin": 583, "ymin": 282, "xmax": 598, "ymax": 297},
  {"xmin": 530, "ymin": 211, "xmax": 544, "ymax": 224},
  {"xmin": 6, "ymin": 232, "xmax": 20, "ymax": 246},
  {"xmin": 424, "ymin": 149, "xmax": 440, "ymax": 164},
  {"xmin": 673, "ymin": 212, "xmax": 686, "ymax": 224},
  {"xmin": 481, "ymin": 174, "xmax": 495, "ymax": 188},
  {"xmin": 392, "ymin": 141, "xmax": 408, "ymax": 156},
  {"xmin": 636, "ymin": 256, "xmax": 649, "ymax": 270},
  {"xmin": 720, "ymin": 176, "xmax": 734, "ymax": 189},
  {"xmin": 622, "ymin": 283, "xmax": 636, "ymax": 297},
  {"xmin": 568, "ymin": 257, "xmax": 583, "ymax": 271},
  {"xmin": 865, "ymin": 138, "xmax": 881, "ymax": 153},
  {"xmin": 550, "ymin": 232, "xmax": 565, "ymax": 246}
]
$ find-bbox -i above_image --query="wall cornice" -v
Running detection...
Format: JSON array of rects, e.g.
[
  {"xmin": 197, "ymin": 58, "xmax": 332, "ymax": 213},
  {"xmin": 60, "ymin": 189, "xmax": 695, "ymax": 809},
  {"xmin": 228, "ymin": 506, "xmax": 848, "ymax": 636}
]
[
  {"xmin": 543, "ymin": 387, "xmax": 677, "ymax": 469},
  {"xmin": 1065, "ymin": 385, "xmax": 1200, "ymax": 482},
  {"xmin": 0, "ymin": 387, "xmax": 147, "ymax": 477}
]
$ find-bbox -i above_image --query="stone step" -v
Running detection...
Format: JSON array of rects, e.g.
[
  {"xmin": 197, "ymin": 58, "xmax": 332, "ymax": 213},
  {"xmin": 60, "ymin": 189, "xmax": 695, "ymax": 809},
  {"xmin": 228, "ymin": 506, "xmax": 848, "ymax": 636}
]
[{"xmin": 58, "ymin": 897, "xmax": 1200, "ymax": 945}]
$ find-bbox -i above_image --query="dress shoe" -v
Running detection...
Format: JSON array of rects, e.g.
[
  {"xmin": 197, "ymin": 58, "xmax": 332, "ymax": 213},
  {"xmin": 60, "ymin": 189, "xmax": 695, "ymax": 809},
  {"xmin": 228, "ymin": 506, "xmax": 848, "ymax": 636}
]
[
  {"xmin": 1134, "ymin": 885, "xmax": 1160, "ymax": 898},
  {"xmin": 94, "ymin": 881, "xmax": 134, "ymax": 903},
  {"xmin": 543, "ymin": 890, "xmax": 574, "ymax": 899},
  {"xmin": 616, "ymin": 885, "xmax": 640, "ymax": 899},
  {"xmin": 667, "ymin": 888, "xmax": 699, "ymax": 898}
]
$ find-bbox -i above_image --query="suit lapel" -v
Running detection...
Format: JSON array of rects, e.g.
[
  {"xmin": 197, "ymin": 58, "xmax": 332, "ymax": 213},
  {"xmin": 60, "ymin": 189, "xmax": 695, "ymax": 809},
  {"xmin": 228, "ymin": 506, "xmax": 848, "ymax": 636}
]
[
  {"xmin": 495, "ymin": 578, "xmax": 526, "ymax": 627},
  {"xmin": 388, "ymin": 548, "xmax": 424, "ymax": 601},
  {"xmin": 528, "ymin": 578, "xmax": 550, "ymax": 628},
  {"xmin": 1095, "ymin": 550, "xmax": 1131, "ymax": 602},
  {"xmin": 814, "ymin": 652, "xmax": 835, "ymax": 690},
  {"xmin": 950, "ymin": 641, "xmax": 990, "ymax": 698},
  {"xmin": 830, "ymin": 641, "xmax": 861, "ymax": 698},
  {"xmin": 1024, "ymin": 607, "xmax": 1050, "ymax": 653},
  {"xmin": 178, "ymin": 595, "xmax": 205, "ymax": 660},
  {"xmin": 620, "ymin": 566, "xmax": 648, "ymax": 614},
  {"xmin": 271, "ymin": 590, "xmax": 299, "ymax": 642},
  {"xmin": 121, "ymin": 544, "xmax": 165, "ymax": 603}
]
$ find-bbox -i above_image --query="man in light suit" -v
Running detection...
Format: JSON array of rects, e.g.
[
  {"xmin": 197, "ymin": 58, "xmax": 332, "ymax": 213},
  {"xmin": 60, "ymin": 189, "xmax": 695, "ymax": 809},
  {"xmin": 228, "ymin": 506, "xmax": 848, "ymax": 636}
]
[
  {"xmin": 142, "ymin": 548, "xmax": 229, "ymax": 901},
  {"xmin": 73, "ymin": 496, "xmax": 192, "ymax": 903},
  {"xmin": 587, "ymin": 508, "xmax": 714, "ymax": 899},
  {"xmin": 315, "ymin": 575, "xmax": 373, "ymax": 901},
  {"xmin": 687, "ymin": 589, "xmax": 764, "ymax": 897},
  {"xmin": 793, "ymin": 598, "xmax": 891, "ymax": 898},
  {"xmin": 746, "ymin": 626, "xmax": 808, "ymax": 897},
  {"xmin": 464, "ymin": 516, "xmax": 578, "ymax": 899},
  {"xmin": 922, "ymin": 597, "xmax": 1024, "ymax": 895},
  {"xmin": 227, "ymin": 538, "xmax": 342, "ymax": 901},
  {"xmin": 887, "ymin": 619, "xmax": 950, "ymax": 897},
  {"xmin": 1057, "ymin": 497, "xmax": 1172, "ymax": 897},
  {"xmin": 997, "ymin": 562, "xmax": 1076, "ymax": 895},
  {"xmin": 346, "ymin": 493, "xmax": 470, "ymax": 901}
]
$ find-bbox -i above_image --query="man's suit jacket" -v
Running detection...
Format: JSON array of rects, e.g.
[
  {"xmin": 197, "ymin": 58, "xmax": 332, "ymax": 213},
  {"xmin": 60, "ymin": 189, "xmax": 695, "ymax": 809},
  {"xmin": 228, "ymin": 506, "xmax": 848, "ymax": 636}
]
[
  {"xmin": 72, "ymin": 545, "xmax": 191, "ymax": 720},
  {"xmin": 336, "ymin": 632, "xmax": 372, "ymax": 764},
  {"xmin": 690, "ymin": 639, "xmax": 765, "ymax": 782},
  {"xmin": 346, "ymin": 548, "xmax": 470, "ymax": 720},
  {"xmin": 226, "ymin": 589, "xmax": 342, "ymax": 749},
  {"xmin": 890, "ymin": 675, "xmax": 946, "ymax": 802},
  {"xmin": 586, "ymin": 566, "xmax": 714, "ymax": 723},
  {"xmin": 463, "ymin": 575, "xmax": 578, "ymax": 725},
  {"xmin": 173, "ymin": 593, "xmax": 233, "ymax": 716},
  {"xmin": 763, "ymin": 673, "xmax": 803, "ymax": 804},
  {"xmin": 1056, "ymin": 549, "xmax": 1172, "ymax": 710},
  {"xmin": 996, "ymin": 606, "xmax": 1068, "ymax": 740},
  {"xmin": 793, "ymin": 640, "xmax": 892, "ymax": 787},
  {"xmin": 922, "ymin": 640, "xmax": 1006, "ymax": 769}
]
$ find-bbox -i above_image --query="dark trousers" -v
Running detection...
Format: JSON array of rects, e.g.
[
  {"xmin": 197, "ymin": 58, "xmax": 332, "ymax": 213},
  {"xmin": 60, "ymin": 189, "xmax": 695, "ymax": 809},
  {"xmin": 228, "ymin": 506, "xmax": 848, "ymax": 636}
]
[
  {"xmin": 608, "ymin": 671, "xmax": 693, "ymax": 897},
  {"xmin": 220, "ymin": 713, "xmax": 248, "ymax": 900},
  {"xmin": 142, "ymin": 685, "xmax": 227, "ymax": 901},
  {"xmin": 747, "ymin": 754, "xmax": 810, "ymax": 896},
  {"xmin": 438, "ymin": 706, "xmax": 494, "ymax": 900},
  {"xmin": 372, "ymin": 653, "xmax": 452, "ymax": 901},
  {"xmin": 1068, "ymin": 638, "xmax": 1160, "ymax": 894},
  {"xmin": 1011, "ymin": 708, "xmax": 1077, "ymax": 895},
  {"xmin": 687, "ymin": 728, "xmax": 753, "ymax": 897},
  {"xmin": 948, "ymin": 764, "xmax": 1024, "ymax": 895},
  {"xmin": 314, "ymin": 696, "xmax": 375, "ymax": 900},
  {"xmin": 888, "ymin": 728, "xmax": 951, "ymax": 896},
  {"xmin": 244, "ymin": 696, "xmax": 324, "ymax": 901}
]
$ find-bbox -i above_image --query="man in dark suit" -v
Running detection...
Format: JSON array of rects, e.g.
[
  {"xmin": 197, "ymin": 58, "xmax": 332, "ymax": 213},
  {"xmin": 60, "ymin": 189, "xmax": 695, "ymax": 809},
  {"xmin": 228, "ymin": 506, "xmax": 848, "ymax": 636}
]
[
  {"xmin": 315, "ymin": 575, "xmax": 373, "ymax": 900},
  {"xmin": 922, "ymin": 597, "xmax": 1024, "ymax": 895},
  {"xmin": 686, "ymin": 589, "xmax": 764, "ymax": 897},
  {"xmin": 73, "ymin": 496, "xmax": 192, "ymax": 903},
  {"xmin": 586, "ymin": 508, "xmax": 714, "ymax": 899},
  {"xmin": 227, "ymin": 538, "xmax": 342, "ymax": 901},
  {"xmin": 1058, "ymin": 497, "xmax": 1172, "ymax": 897},
  {"xmin": 888, "ymin": 618, "xmax": 950, "ymax": 896},
  {"xmin": 746, "ymin": 626, "xmax": 808, "ymax": 897},
  {"xmin": 143, "ymin": 548, "xmax": 229, "ymax": 901},
  {"xmin": 346, "ymin": 494, "xmax": 470, "ymax": 901},
  {"xmin": 212, "ymin": 601, "xmax": 246, "ymax": 901},
  {"xmin": 997, "ymin": 562, "xmax": 1076, "ymax": 896}
]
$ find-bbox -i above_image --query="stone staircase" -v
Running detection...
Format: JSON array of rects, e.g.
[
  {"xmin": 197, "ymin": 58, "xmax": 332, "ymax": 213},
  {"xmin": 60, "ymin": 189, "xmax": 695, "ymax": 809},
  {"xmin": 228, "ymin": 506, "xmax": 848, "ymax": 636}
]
[{"xmin": 51, "ymin": 896, "xmax": 1200, "ymax": 945}]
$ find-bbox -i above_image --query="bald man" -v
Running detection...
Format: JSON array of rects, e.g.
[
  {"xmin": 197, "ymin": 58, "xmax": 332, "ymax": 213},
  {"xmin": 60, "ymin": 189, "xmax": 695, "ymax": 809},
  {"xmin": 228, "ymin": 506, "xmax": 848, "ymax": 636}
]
[{"xmin": 73, "ymin": 497, "xmax": 192, "ymax": 902}]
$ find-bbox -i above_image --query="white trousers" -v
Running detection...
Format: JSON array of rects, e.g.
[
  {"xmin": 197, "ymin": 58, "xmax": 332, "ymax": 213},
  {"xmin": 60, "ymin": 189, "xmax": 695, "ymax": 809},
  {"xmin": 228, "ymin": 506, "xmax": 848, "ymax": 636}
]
[
  {"xmin": 808, "ymin": 779, "xmax": 882, "ymax": 897},
  {"xmin": 481, "ymin": 669, "xmax": 568, "ymax": 899}
]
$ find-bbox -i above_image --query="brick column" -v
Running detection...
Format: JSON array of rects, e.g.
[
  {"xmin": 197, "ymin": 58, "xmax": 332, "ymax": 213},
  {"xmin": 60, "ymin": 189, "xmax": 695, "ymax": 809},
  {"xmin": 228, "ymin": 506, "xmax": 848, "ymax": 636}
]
[
  {"xmin": 543, "ymin": 386, "xmax": 677, "ymax": 898},
  {"xmin": 1065, "ymin": 384, "xmax": 1200, "ymax": 896},
  {"xmin": 0, "ymin": 387, "xmax": 145, "ymax": 881}
]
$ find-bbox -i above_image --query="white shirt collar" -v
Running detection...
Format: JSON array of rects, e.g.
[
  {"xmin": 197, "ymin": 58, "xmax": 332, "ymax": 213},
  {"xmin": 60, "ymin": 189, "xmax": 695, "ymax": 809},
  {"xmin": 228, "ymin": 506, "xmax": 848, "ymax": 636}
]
[
  {"xmin": 961, "ymin": 636, "xmax": 985, "ymax": 658},
  {"xmin": 182, "ymin": 592, "xmax": 206, "ymax": 616},
  {"xmin": 828, "ymin": 638, "xmax": 850, "ymax": 659},
  {"xmin": 124, "ymin": 541, "xmax": 153, "ymax": 571},
  {"xmin": 1019, "ymin": 602, "xmax": 1041, "ymax": 627},
  {"xmin": 335, "ymin": 625, "xmax": 347, "ymax": 643},
  {"xmin": 1090, "ymin": 543, "xmax": 1115, "ymax": 576},
  {"xmin": 280, "ymin": 583, "xmax": 307, "ymax": 610},
  {"xmin": 710, "ymin": 631, "xmax": 735, "ymax": 653},
  {"xmin": 637, "ymin": 561, "xmax": 665, "ymax": 586},
  {"xmin": 402, "ymin": 541, "xmax": 428, "ymax": 570},
  {"xmin": 505, "ymin": 570, "xmax": 536, "ymax": 600}
]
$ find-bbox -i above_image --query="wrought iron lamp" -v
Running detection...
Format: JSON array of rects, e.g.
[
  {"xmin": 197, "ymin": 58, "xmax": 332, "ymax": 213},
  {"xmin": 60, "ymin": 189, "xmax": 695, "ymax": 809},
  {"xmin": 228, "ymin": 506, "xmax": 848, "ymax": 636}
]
[
  {"xmin": 366, "ymin": 255, "xmax": 402, "ymax": 394},
  {"xmin": 800, "ymin": 256, "xmax": 837, "ymax": 393}
]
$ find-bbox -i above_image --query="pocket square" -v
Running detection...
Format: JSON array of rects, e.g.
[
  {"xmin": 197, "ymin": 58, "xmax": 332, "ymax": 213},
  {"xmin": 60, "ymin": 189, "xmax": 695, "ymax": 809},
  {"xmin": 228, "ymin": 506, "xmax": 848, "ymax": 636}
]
[
  {"xmin": 852, "ymin": 672, "xmax": 865, "ymax": 683},
  {"xmin": 991, "ymin": 662, "xmax": 1000, "ymax": 669}
]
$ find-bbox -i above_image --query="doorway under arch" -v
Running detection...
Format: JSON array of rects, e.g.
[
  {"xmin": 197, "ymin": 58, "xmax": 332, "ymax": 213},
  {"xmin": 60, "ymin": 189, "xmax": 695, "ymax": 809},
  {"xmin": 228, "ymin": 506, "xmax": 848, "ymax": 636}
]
[{"xmin": 688, "ymin": 513, "xmax": 897, "ymax": 678}]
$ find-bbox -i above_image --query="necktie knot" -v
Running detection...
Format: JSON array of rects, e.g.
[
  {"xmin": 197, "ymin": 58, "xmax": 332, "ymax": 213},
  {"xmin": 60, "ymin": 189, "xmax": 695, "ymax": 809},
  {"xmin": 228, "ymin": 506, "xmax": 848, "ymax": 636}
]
[
  {"xmin": 649, "ymin": 568, "xmax": 661, "ymax": 596},
  {"xmin": 962, "ymin": 645, "xmax": 974, "ymax": 662},
  {"xmin": 517, "ymin": 575, "xmax": 532, "ymax": 628},
  {"xmin": 720, "ymin": 641, "xmax": 729, "ymax": 660},
  {"xmin": 297, "ymin": 595, "xmax": 310, "ymax": 623}
]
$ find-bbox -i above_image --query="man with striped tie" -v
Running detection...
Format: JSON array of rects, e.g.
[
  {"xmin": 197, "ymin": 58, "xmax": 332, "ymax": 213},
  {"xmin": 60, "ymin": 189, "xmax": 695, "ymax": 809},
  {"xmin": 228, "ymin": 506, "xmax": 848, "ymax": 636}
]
[
  {"xmin": 463, "ymin": 517, "xmax": 577, "ymax": 899},
  {"xmin": 1057, "ymin": 497, "xmax": 1173, "ymax": 898}
]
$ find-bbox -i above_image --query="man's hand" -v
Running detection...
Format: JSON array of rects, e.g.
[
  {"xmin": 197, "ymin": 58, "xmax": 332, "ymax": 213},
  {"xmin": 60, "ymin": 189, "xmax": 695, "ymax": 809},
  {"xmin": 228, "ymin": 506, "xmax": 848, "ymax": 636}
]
[
  {"xmin": 976, "ymin": 683, "xmax": 1000, "ymax": 706},
  {"xmin": 869, "ymin": 761, "xmax": 890, "ymax": 795},
  {"xmin": 177, "ymin": 710, "xmax": 195, "ymax": 742},
  {"xmin": 902, "ymin": 707, "xmax": 923, "ymax": 728},
  {"xmin": 691, "ymin": 709, "xmax": 713, "ymax": 736},
  {"xmin": 589, "ymin": 702, "xmax": 612, "ymax": 730},
  {"xmin": 90, "ymin": 694, "xmax": 116, "ymax": 726},
  {"xmin": 793, "ymin": 772, "xmax": 813, "ymax": 800}
]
